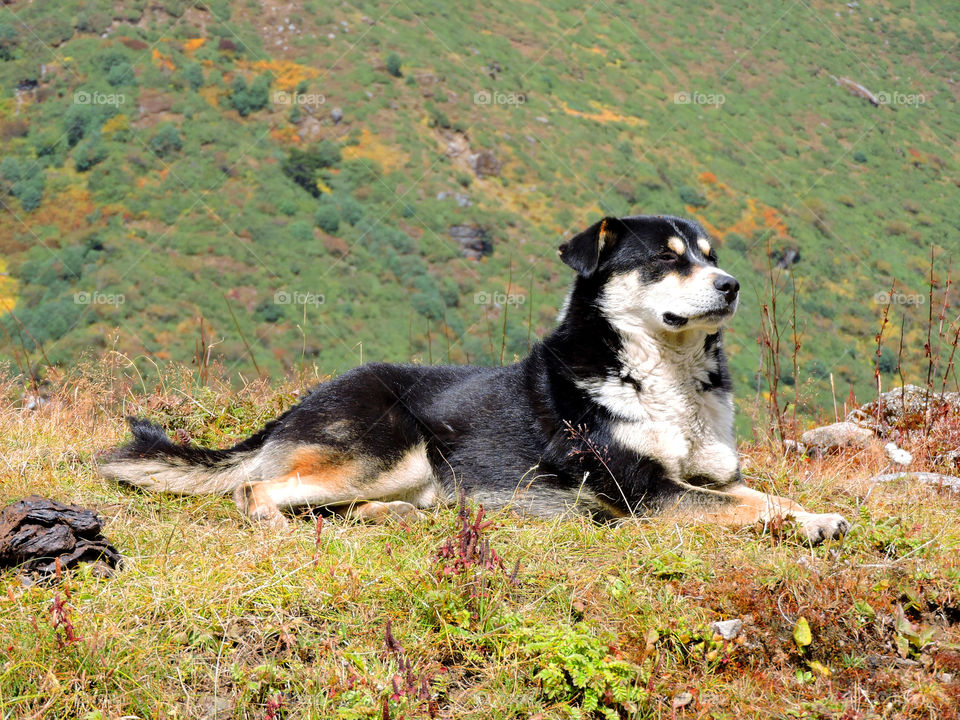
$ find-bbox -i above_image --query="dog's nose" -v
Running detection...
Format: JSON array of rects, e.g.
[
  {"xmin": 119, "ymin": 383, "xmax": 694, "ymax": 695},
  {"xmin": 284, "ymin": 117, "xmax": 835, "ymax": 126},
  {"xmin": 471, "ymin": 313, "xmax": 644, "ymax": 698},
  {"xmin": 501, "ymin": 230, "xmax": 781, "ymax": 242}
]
[{"xmin": 714, "ymin": 275, "xmax": 739, "ymax": 303}]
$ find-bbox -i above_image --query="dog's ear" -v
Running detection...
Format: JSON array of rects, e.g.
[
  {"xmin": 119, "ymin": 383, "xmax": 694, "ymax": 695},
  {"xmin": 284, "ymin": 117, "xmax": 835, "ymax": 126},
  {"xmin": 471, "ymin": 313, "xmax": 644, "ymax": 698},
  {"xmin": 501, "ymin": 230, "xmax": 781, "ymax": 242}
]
[{"xmin": 558, "ymin": 217, "xmax": 623, "ymax": 277}]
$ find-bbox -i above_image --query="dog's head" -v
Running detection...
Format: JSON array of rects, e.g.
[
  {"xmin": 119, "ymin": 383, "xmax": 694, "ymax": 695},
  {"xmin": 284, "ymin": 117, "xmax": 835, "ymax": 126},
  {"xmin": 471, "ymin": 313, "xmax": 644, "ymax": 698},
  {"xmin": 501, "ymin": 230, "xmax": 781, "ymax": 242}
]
[{"xmin": 559, "ymin": 215, "xmax": 739, "ymax": 334}]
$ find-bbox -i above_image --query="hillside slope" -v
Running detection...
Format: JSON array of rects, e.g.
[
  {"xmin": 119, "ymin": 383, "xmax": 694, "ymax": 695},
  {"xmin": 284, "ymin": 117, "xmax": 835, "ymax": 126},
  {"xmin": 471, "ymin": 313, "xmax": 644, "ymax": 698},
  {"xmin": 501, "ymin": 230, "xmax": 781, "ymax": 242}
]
[{"xmin": 0, "ymin": 0, "xmax": 958, "ymax": 426}]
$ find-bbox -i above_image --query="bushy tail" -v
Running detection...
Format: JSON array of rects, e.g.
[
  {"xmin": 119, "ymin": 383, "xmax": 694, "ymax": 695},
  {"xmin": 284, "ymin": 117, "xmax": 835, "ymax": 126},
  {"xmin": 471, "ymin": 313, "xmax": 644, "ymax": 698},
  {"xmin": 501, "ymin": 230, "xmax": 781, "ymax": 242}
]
[{"xmin": 98, "ymin": 417, "xmax": 271, "ymax": 496}]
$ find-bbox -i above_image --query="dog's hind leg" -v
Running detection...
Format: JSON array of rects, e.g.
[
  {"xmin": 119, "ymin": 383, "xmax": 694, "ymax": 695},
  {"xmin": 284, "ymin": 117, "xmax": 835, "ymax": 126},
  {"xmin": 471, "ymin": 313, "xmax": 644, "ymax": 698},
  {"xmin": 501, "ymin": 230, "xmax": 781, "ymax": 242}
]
[
  {"xmin": 233, "ymin": 443, "xmax": 438, "ymax": 528},
  {"xmin": 664, "ymin": 483, "xmax": 849, "ymax": 544}
]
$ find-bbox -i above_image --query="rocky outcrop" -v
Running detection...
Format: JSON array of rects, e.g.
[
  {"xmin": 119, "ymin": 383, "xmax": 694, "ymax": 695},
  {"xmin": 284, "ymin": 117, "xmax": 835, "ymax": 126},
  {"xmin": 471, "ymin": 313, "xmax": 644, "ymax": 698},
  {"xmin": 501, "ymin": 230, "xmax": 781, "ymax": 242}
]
[
  {"xmin": 849, "ymin": 384, "xmax": 960, "ymax": 431},
  {"xmin": 450, "ymin": 224, "xmax": 492, "ymax": 260}
]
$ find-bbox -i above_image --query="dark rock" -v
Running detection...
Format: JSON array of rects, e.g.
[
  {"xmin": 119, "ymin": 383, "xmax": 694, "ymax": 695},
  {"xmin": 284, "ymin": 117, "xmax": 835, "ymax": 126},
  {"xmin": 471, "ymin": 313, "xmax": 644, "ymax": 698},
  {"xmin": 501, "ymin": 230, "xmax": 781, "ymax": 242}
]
[
  {"xmin": 0, "ymin": 496, "xmax": 121, "ymax": 577},
  {"xmin": 772, "ymin": 247, "xmax": 801, "ymax": 269},
  {"xmin": 467, "ymin": 150, "xmax": 500, "ymax": 178},
  {"xmin": 449, "ymin": 224, "xmax": 492, "ymax": 260}
]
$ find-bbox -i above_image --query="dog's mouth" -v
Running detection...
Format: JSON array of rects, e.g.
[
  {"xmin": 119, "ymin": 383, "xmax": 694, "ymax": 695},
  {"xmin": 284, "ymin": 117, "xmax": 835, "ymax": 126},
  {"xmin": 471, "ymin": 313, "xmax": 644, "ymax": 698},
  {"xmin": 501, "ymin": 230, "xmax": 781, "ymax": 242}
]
[
  {"xmin": 662, "ymin": 307, "xmax": 734, "ymax": 329},
  {"xmin": 662, "ymin": 312, "xmax": 689, "ymax": 328}
]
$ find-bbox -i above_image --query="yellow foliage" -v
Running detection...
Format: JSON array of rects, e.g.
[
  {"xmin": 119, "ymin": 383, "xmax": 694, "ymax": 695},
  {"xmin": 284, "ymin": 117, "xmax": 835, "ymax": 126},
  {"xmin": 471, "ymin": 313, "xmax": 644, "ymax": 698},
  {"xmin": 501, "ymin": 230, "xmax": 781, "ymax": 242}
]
[
  {"xmin": 199, "ymin": 86, "xmax": 220, "ymax": 107},
  {"xmin": 341, "ymin": 128, "xmax": 409, "ymax": 173},
  {"xmin": 559, "ymin": 100, "xmax": 644, "ymax": 127},
  {"xmin": 101, "ymin": 114, "xmax": 129, "ymax": 138},
  {"xmin": 0, "ymin": 257, "xmax": 17, "ymax": 310}
]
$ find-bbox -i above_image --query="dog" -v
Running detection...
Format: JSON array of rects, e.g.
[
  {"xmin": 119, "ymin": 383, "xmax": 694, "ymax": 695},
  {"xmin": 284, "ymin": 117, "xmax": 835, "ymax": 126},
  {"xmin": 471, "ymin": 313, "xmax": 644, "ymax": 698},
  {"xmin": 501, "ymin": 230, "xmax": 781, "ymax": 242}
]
[{"xmin": 101, "ymin": 215, "xmax": 849, "ymax": 543}]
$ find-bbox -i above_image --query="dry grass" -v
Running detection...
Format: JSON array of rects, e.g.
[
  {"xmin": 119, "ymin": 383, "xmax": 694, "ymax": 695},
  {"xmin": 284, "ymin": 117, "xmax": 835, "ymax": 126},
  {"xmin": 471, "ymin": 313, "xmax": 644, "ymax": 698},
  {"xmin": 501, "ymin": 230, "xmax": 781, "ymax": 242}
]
[{"xmin": 1, "ymin": 362, "xmax": 959, "ymax": 719}]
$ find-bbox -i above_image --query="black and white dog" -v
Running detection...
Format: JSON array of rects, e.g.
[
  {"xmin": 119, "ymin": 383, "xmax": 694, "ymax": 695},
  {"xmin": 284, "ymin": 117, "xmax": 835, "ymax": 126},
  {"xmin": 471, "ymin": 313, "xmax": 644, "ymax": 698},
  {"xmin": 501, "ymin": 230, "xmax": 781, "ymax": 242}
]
[{"xmin": 101, "ymin": 215, "xmax": 849, "ymax": 543}]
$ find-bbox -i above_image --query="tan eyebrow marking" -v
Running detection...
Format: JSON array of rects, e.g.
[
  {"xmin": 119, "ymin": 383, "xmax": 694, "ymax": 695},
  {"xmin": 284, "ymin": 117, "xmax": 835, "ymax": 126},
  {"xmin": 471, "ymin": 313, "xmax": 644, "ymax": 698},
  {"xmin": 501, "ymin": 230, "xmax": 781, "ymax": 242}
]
[
  {"xmin": 697, "ymin": 237, "xmax": 712, "ymax": 256},
  {"xmin": 598, "ymin": 218, "xmax": 610, "ymax": 250},
  {"xmin": 667, "ymin": 236, "xmax": 685, "ymax": 255}
]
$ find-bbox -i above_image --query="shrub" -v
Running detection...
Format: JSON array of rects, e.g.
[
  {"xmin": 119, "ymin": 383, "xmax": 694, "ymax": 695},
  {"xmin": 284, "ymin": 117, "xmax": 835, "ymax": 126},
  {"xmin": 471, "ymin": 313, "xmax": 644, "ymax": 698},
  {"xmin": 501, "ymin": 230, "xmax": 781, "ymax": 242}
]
[
  {"xmin": 229, "ymin": 74, "xmax": 271, "ymax": 116},
  {"xmin": 74, "ymin": 138, "xmax": 107, "ymax": 172},
  {"xmin": 339, "ymin": 195, "xmax": 363, "ymax": 225},
  {"xmin": 107, "ymin": 61, "xmax": 136, "ymax": 87},
  {"xmin": 183, "ymin": 63, "xmax": 204, "ymax": 91},
  {"xmin": 13, "ymin": 175, "xmax": 44, "ymax": 211},
  {"xmin": 678, "ymin": 185, "xmax": 707, "ymax": 207},
  {"xmin": 0, "ymin": 22, "xmax": 18, "ymax": 61},
  {"xmin": 314, "ymin": 201, "xmax": 340, "ymax": 234},
  {"xmin": 282, "ymin": 142, "xmax": 341, "ymax": 197},
  {"xmin": 149, "ymin": 123, "xmax": 183, "ymax": 158},
  {"xmin": 385, "ymin": 52, "xmax": 402, "ymax": 77}
]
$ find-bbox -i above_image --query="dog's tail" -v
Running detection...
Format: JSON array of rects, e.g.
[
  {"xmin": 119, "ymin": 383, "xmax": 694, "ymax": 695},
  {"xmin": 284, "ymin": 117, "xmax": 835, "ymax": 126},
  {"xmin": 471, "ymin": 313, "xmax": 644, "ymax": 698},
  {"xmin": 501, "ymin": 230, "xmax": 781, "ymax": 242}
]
[{"xmin": 98, "ymin": 417, "xmax": 273, "ymax": 495}]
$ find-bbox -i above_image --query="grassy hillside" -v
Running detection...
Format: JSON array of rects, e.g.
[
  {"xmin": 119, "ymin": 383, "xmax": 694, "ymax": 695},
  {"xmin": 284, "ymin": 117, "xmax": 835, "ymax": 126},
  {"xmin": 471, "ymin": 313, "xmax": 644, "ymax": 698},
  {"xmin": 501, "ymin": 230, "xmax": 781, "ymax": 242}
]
[
  {"xmin": 1, "ymin": 367, "xmax": 959, "ymax": 718},
  {"xmin": 0, "ymin": 0, "xmax": 958, "ymax": 429}
]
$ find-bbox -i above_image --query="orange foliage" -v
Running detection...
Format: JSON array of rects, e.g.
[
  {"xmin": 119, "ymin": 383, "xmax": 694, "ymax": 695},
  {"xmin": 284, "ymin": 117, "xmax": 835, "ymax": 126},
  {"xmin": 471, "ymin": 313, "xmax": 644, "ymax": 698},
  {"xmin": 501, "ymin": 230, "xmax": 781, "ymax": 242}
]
[
  {"xmin": 239, "ymin": 60, "xmax": 320, "ymax": 91},
  {"xmin": 699, "ymin": 171, "xmax": 718, "ymax": 184},
  {"xmin": 151, "ymin": 48, "xmax": 175, "ymax": 72},
  {"xmin": 761, "ymin": 205, "xmax": 788, "ymax": 239},
  {"xmin": 270, "ymin": 126, "xmax": 301, "ymax": 144},
  {"xmin": 183, "ymin": 38, "xmax": 205, "ymax": 54}
]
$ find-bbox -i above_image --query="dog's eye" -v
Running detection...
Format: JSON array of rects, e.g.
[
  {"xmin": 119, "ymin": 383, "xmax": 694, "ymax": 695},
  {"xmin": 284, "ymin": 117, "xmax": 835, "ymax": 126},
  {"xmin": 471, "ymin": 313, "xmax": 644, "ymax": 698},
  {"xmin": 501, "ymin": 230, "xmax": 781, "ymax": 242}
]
[{"xmin": 659, "ymin": 250, "xmax": 681, "ymax": 262}]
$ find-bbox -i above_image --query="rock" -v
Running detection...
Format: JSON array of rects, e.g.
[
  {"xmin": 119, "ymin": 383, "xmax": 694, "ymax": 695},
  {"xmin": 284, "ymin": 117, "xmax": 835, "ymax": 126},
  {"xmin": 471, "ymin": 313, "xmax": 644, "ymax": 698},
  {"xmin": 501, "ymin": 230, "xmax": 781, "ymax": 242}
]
[
  {"xmin": 199, "ymin": 695, "xmax": 234, "ymax": 720},
  {"xmin": 710, "ymin": 618, "xmax": 743, "ymax": 640},
  {"xmin": 467, "ymin": 150, "xmax": 501, "ymax": 178},
  {"xmin": 884, "ymin": 442, "xmax": 912, "ymax": 467},
  {"xmin": 783, "ymin": 439, "xmax": 807, "ymax": 455},
  {"xmin": 449, "ymin": 224, "xmax": 492, "ymax": 260},
  {"xmin": 330, "ymin": 107, "xmax": 343, "ymax": 124},
  {"xmin": 868, "ymin": 472, "xmax": 960, "ymax": 493},
  {"xmin": 0, "ymin": 496, "xmax": 121, "ymax": 577},
  {"xmin": 800, "ymin": 421, "xmax": 874, "ymax": 452},
  {"xmin": 851, "ymin": 384, "xmax": 960, "ymax": 431}
]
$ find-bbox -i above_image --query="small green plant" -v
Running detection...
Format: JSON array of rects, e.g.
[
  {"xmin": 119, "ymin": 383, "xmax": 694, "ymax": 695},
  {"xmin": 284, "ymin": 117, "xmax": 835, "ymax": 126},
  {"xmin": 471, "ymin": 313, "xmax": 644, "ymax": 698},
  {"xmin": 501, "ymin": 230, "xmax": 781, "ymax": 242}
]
[{"xmin": 513, "ymin": 624, "xmax": 647, "ymax": 719}]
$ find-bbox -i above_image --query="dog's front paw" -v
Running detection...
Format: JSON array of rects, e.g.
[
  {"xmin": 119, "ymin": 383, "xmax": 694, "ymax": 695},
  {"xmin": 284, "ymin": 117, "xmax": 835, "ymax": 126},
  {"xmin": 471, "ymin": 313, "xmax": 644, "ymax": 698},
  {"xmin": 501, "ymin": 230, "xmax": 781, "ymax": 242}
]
[{"xmin": 799, "ymin": 513, "xmax": 849, "ymax": 544}]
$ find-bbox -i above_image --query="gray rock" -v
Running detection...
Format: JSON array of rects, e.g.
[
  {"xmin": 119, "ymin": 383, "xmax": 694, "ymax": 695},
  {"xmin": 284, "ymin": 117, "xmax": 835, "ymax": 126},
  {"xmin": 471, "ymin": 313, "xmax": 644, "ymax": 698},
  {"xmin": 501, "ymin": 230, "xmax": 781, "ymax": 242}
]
[
  {"xmin": 801, "ymin": 421, "xmax": 874, "ymax": 451},
  {"xmin": 710, "ymin": 619, "xmax": 743, "ymax": 640},
  {"xmin": 330, "ymin": 107, "xmax": 343, "ymax": 124},
  {"xmin": 851, "ymin": 384, "xmax": 960, "ymax": 431}
]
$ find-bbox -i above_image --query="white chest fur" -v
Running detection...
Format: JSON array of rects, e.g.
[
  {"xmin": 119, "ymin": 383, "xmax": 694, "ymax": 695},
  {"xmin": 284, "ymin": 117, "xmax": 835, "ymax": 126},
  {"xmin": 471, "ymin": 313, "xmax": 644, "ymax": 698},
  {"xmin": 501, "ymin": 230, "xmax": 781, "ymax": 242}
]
[{"xmin": 576, "ymin": 333, "xmax": 739, "ymax": 484}]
